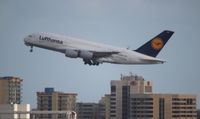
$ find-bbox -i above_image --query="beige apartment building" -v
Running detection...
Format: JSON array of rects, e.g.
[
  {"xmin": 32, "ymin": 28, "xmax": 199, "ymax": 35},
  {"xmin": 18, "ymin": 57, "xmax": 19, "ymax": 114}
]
[
  {"xmin": 0, "ymin": 76, "xmax": 22, "ymax": 104},
  {"xmin": 37, "ymin": 88, "xmax": 77, "ymax": 119}
]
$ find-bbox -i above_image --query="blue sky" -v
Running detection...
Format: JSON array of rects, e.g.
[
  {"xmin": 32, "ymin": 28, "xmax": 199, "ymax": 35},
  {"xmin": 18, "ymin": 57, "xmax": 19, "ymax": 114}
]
[{"xmin": 0, "ymin": 0, "xmax": 200, "ymax": 108}]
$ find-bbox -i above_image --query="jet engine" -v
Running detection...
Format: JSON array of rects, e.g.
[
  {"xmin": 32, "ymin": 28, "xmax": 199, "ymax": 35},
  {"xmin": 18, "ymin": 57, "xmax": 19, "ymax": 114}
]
[
  {"xmin": 65, "ymin": 49, "xmax": 78, "ymax": 58},
  {"xmin": 65, "ymin": 50, "xmax": 93, "ymax": 59}
]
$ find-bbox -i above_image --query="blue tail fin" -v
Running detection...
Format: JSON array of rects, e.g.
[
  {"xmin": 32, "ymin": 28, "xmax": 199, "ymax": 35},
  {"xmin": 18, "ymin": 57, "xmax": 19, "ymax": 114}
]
[{"xmin": 135, "ymin": 30, "xmax": 174, "ymax": 57}]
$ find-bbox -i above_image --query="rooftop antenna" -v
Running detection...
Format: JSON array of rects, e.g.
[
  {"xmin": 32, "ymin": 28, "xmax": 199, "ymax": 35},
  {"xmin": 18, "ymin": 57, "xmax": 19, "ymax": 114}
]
[
  {"xmin": 120, "ymin": 74, "xmax": 123, "ymax": 80},
  {"xmin": 129, "ymin": 72, "xmax": 133, "ymax": 76}
]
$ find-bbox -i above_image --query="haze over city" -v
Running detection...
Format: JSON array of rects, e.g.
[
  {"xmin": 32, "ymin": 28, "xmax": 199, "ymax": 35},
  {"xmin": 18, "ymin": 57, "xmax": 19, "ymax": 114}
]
[{"xmin": 0, "ymin": 0, "xmax": 200, "ymax": 109}]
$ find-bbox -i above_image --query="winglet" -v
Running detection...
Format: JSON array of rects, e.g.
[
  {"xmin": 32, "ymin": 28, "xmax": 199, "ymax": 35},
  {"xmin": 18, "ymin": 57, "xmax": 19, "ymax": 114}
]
[{"xmin": 135, "ymin": 30, "xmax": 174, "ymax": 57}]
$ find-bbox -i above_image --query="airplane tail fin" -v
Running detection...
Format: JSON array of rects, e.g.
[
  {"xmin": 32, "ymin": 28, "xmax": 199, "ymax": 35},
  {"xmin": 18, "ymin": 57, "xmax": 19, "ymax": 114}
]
[{"xmin": 135, "ymin": 30, "xmax": 174, "ymax": 57}]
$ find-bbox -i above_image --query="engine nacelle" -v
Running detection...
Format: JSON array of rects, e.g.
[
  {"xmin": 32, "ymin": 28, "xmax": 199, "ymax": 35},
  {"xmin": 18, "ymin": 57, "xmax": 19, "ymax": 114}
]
[
  {"xmin": 65, "ymin": 49, "xmax": 78, "ymax": 58},
  {"xmin": 79, "ymin": 51, "xmax": 93, "ymax": 59}
]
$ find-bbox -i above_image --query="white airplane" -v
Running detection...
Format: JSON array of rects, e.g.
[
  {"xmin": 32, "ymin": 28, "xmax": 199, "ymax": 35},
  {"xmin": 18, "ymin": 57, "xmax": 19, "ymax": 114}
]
[{"xmin": 24, "ymin": 30, "xmax": 174, "ymax": 66}]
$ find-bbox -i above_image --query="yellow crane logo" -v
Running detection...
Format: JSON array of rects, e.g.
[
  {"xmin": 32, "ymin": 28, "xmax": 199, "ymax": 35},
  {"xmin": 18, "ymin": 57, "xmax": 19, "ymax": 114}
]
[{"xmin": 151, "ymin": 38, "xmax": 164, "ymax": 50}]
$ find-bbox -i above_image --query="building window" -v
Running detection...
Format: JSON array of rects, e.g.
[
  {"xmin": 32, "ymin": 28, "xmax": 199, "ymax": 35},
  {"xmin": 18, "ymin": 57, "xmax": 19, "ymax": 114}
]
[
  {"xmin": 110, "ymin": 114, "xmax": 116, "ymax": 117},
  {"xmin": 111, "ymin": 86, "xmax": 116, "ymax": 92},
  {"xmin": 159, "ymin": 98, "xmax": 165, "ymax": 119},
  {"xmin": 122, "ymin": 86, "xmax": 130, "ymax": 119},
  {"xmin": 110, "ymin": 98, "xmax": 116, "ymax": 101}
]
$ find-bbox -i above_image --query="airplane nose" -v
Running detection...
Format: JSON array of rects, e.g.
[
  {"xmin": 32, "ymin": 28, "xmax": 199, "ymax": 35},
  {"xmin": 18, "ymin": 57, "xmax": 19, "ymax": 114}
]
[
  {"xmin": 24, "ymin": 37, "xmax": 27, "ymax": 42},
  {"xmin": 24, "ymin": 37, "xmax": 30, "ymax": 46}
]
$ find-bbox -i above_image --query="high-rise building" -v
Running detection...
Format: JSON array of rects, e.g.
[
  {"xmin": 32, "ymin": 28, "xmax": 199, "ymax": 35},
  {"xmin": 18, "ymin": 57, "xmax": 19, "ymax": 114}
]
[
  {"xmin": 37, "ymin": 88, "xmax": 77, "ymax": 119},
  {"xmin": 0, "ymin": 76, "xmax": 22, "ymax": 104},
  {"xmin": 109, "ymin": 74, "xmax": 197, "ymax": 119},
  {"xmin": 110, "ymin": 74, "xmax": 152, "ymax": 119}
]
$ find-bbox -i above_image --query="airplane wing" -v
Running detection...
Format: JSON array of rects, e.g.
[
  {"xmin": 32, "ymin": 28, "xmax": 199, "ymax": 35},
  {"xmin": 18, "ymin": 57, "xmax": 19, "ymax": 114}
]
[
  {"xmin": 84, "ymin": 51, "xmax": 120, "ymax": 65},
  {"xmin": 92, "ymin": 51, "xmax": 119, "ymax": 58},
  {"xmin": 64, "ymin": 48, "xmax": 119, "ymax": 65}
]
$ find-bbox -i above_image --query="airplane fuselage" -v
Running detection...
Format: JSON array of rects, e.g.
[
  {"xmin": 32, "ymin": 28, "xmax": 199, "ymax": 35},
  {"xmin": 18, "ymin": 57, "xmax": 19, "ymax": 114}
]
[{"xmin": 24, "ymin": 31, "xmax": 174, "ymax": 65}]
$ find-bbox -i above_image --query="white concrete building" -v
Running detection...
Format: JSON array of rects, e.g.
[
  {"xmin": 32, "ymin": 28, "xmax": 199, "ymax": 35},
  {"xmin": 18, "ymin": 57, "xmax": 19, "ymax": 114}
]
[{"xmin": 0, "ymin": 104, "xmax": 30, "ymax": 119}]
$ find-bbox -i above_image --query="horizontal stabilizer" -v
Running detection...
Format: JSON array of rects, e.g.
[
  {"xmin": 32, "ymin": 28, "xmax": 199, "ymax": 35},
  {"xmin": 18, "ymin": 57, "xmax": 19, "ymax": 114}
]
[{"xmin": 140, "ymin": 58, "xmax": 165, "ymax": 64}]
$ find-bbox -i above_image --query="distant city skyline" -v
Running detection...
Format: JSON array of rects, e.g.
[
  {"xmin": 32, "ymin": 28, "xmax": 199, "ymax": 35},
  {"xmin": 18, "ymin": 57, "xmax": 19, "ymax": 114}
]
[
  {"xmin": 0, "ymin": 74, "xmax": 197, "ymax": 119},
  {"xmin": 0, "ymin": 0, "xmax": 200, "ymax": 108}
]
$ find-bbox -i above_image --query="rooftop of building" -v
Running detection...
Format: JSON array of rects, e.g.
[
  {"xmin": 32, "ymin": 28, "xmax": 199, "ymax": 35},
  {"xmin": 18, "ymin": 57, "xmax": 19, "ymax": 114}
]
[
  {"xmin": 0, "ymin": 76, "xmax": 22, "ymax": 81},
  {"xmin": 130, "ymin": 93, "xmax": 197, "ymax": 98},
  {"xmin": 37, "ymin": 87, "xmax": 77, "ymax": 95},
  {"xmin": 120, "ymin": 73, "xmax": 144, "ymax": 81},
  {"xmin": 0, "ymin": 76, "xmax": 19, "ymax": 79},
  {"xmin": 37, "ymin": 92, "xmax": 78, "ymax": 95}
]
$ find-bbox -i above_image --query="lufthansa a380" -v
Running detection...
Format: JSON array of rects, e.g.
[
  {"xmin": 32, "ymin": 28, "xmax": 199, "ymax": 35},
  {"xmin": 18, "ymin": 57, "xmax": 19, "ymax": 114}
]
[{"xmin": 24, "ymin": 30, "xmax": 174, "ymax": 66}]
